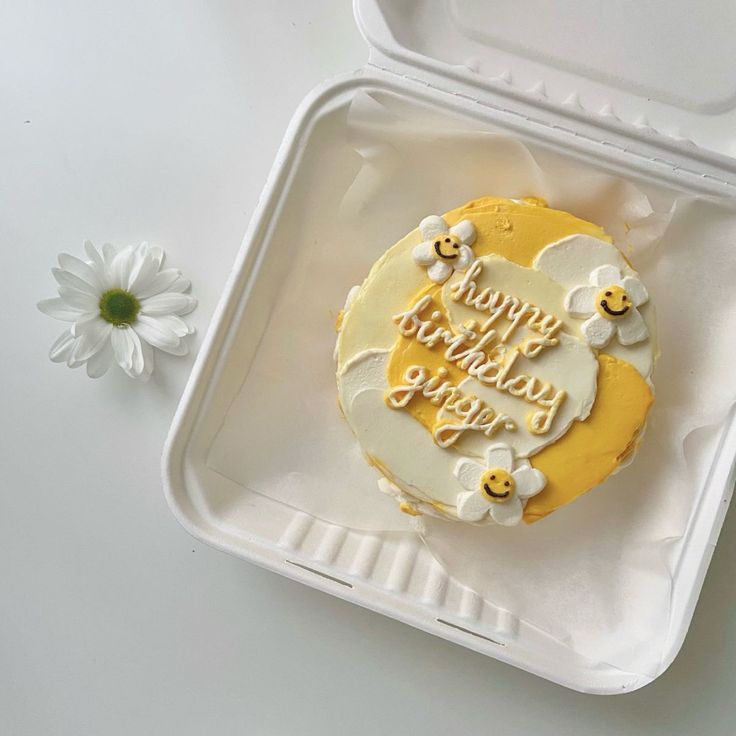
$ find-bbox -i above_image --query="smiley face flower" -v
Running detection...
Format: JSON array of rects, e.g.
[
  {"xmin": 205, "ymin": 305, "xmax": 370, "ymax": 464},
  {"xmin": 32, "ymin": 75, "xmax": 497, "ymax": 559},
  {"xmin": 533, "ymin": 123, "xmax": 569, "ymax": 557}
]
[
  {"xmin": 38, "ymin": 240, "xmax": 196, "ymax": 380},
  {"xmin": 453, "ymin": 444, "xmax": 546, "ymax": 526},
  {"xmin": 412, "ymin": 215, "xmax": 476, "ymax": 284},
  {"xmin": 564, "ymin": 265, "xmax": 649, "ymax": 349}
]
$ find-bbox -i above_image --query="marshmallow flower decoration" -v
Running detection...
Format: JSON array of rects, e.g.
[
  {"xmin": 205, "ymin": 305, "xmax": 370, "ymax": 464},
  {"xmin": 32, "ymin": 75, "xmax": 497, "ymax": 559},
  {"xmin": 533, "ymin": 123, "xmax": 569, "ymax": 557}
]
[
  {"xmin": 453, "ymin": 444, "xmax": 547, "ymax": 526},
  {"xmin": 412, "ymin": 215, "xmax": 476, "ymax": 283},
  {"xmin": 564, "ymin": 265, "xmax": 649, "ymax": 349}
]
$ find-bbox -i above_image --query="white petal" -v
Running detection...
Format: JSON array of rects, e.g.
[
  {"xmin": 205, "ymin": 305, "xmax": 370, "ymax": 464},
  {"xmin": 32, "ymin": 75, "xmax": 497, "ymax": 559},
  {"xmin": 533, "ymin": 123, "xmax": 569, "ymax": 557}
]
[
  {"xmin": 419, "ymin": 215, "xmax": 448, "ymax": 241},
  {"xmin": 84, "ymin": 240, "xmax": 105, "ymax": 270},
  {"xmin": 109, "ymin": 246, "xmax": 136, "ymax": 288},
  {"xmin": 72, "ymin": 318, "xmax": 112, "ymax": 362},
  {"xmin": 615, "ymin": 308, "xmax": 649, "ymax": 346},
  {"xmin": 52, "ymin": 267, "xmax": 99, "ymax": 296},
  {"xmin": 110, "ymin": 326, "xmax": 134, "ymax": 373},
  {"xmin": 490, "ymin": 497, "xmax": 524, "ymax": 526},
  {"xmin": 49, "ymin": 330, "xmax": 76, "ymax": 362},
  {"xmin": 85, "ymin": 339, "xmax": 113, "ymax": 378},
  {"xmin": 146, "ymin": 313, "xmax": 193, "ymax": 337},
  {"xmin": 412, "ymin": 241, "xmax": 436, "ymax": 266},
  {"xmin": 454, "ymin": 245, "xmax": 474, "ymax": 271},
  {"xmin": 148, "ymin": 244, "xmax": 165, "ymax": 270},
  {"xmin": 57, "ymin": 253, "xmax": 105, "ymax": 292},
  {"xmin": 427, "ymin": 260, "xmax": 452, "ymax": 284},
  {"xmin": 453, "ymin": 458, "xmax": 485, "ymax": 492},
  {"xmin": 590, "ymin": 264, "xmax": 623, "ymax": 287},
  {"xmin": 134, "ymin": 268, "xmax": 182, "ymax": 299},
  {"xmin": 449, "ymin": 219, "xmax": 476, "ymax": 245},
  {"xmin": 484, "ymin": 443, "xmax": 514, "ymax": 472},
  {"xmin": 622, "ymin": 276, "xmax": 649, "ymax": 307},
  {"xmin": 564, "ymin": 285, "xmax": 597, "ymax": 317},
  {"xmin": 139, "ymin": 338, "xmax": 155, "ymax": 380},
  {"xmin": 139, "ymin": 292, "xmax": 197, "ymax": 316},
  {"xmin": 57, "ymin": 286, "xmax": 98, "ymax": 312},
  {"xmin": 102, "ymin": 242, "xmax": 117, "ymax": 268},
  {"xmin": 582, "ymin": 314, "xmax": 615, "ymax": 348},
  {"xmin": 127, "ymin": 245, "xmax": 160, "ymax": 293},
  {"xmin": 38, "ymin": 297, "xmax": 84, "ymax": 322},
  {"xmin": 512, "ymin": 465, "xmax": 546, "ymax": 499},
  {"xmin": 134, "ymin": 314, "xmax": 181, "ymax": 350},
  {"xmin": 127, "ymin": 327, "xmax": 146, "ymax": 378},
  {"xmin": 167, "ymin": 276, "xmax": 191, "ymax": 293},
  {"xmin": 456, "ymin": 491, "xmax": 491, "ymax": 521}
]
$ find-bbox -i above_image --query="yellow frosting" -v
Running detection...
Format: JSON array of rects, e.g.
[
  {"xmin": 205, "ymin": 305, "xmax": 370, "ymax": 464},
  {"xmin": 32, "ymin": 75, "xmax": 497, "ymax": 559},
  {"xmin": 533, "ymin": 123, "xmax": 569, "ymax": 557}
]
[{"xmin": 524, "ymin": 354, "xmax": 653, "ymax": 522}]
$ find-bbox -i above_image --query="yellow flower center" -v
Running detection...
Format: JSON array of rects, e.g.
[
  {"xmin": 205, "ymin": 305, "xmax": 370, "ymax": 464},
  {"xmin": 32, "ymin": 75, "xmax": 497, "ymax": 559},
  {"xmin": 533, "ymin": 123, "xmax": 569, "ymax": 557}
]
[
  {"xmin": 431, "ymin": 234, "xmax": 461, "ymax": 261},
  {"xmin": 595, "ymin": 284, "xmax": 630, "ymax": 320},
  {"xmin": 480, "ymin": 468, "xmax": 515, "ymax": 503}
]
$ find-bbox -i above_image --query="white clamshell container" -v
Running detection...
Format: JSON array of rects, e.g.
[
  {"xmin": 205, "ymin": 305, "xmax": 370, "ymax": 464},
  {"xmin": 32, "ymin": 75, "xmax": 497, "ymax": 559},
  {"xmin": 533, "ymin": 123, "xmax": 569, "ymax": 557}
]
[{"xmin": 163, "ymin": 0, "xmax": 736, "ymax": 693}]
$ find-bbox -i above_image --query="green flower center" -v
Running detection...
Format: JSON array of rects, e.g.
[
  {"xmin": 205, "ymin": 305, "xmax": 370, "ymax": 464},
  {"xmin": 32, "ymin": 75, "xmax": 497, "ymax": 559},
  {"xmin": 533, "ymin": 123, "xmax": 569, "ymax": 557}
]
[{"xmin": 99, "ymin": 288, "xmax": 140, "ymax": 326}]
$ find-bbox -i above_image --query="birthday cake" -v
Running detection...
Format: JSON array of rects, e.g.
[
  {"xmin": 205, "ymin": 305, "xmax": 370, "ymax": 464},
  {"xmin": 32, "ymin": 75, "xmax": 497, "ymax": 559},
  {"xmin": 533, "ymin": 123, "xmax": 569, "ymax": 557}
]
[{"xmin": 335, "ymin": 197, "xmax": 656, "ymax": 526}]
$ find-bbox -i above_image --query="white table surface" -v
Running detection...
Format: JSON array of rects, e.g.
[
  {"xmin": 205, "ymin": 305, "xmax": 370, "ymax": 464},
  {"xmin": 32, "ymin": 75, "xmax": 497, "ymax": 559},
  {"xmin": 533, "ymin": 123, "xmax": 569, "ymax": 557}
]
[{"xmin": 2, "ymin": 2, "xmax": 735, "ymax": 734}]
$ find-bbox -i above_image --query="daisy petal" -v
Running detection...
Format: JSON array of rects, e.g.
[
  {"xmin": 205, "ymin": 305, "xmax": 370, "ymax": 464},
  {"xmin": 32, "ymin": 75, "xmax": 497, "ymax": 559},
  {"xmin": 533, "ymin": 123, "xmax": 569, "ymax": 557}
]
[
  {"xmin": 38, "ymin": 297, "xmax": 84, "ymax": 322},
  {"xmin": 134, "ymin": 268, "xmax": 182, "ymax": 299},
  {"xmin": 582, "ymin": 314, "xmax": 615, "ymax": 348},
  {"xmin": 449, "ymin": 219, "xmax": 476, "ymax": 245},
  {"xmin": 622, "ymin": 276, "xmax": 649, "ymax": 307},
  {"xmin": 564, "ymin": 285, "xmax": 598, "ymax": 317},
  {"xmin": 57, "ymin": 254, "xmax": 105, "ymax": 292},
  {"xmin": 127, "ymin": 327, "xmax": 146, "ymax": 378},
  {"xmin": 456, "ymin": 491, "xmax": 491, "ymax": 521},
  {"xmin": 484, "ymin": 443, "xmax": 514, "ymax": 472},
  {"xmin": 167, "ymin": 276, "xmax": 191, "ymax": 294},
  {"xmin": 111, "ymin": 326, "xmax": 134, "ymax": 373},
  {"xmin": 134, "ymin": 314, "xmax": 181, "ymax": 350},
  {"xmin": 84, "ymin": 240, "xmax": 106, "ymax": 272},
  {"xmin": 412, "ymin": 242, "xmax": 436, "ymax": 266},
  {"xmin": 127, "ymin": 245, "xmax": 160, "ymax": 293},
  {"xmin": 419, "ymin": 215, "xmax": 448, "ymax": 241},
  {"xmin": 102, "ymin": 243, "xmax": 117, "ymax": 268},
  {"xmin": 85, "ymin": 339, "xmax": 113, "ymax": 378},
  {"xmin": 453, "ymin": 458, "xmax": 485, "ymax": 492},
  {"xmin": 616, "ymin": 309, "xmax": 649, "ymax": 345},
  {"xmin": 147, "ymin": 313, "xmax": 193, "ymax": 337},
  {"xmin": 590, "ymin": 264, "xmax": 623, "ymax": 288},
  {"xmin": 139, "ymin": 338, "xmax": 155, "ymax": 381},
  {"xmin": 490, "ymin": 497, "xmax": 524, "ymax": 526},
  {"xmin": 109, "ymin": 246, "xmax": 136, "ymax": 289},
  {"xmin": 72, "ymin": 318, "xmax": 112, "ymax": 362},
  {"xmin": 49, "ymin": 330, "xmax": 76, "ymax": 362},
  {"xmin": 454, "ymin": 244, "xmax": 474, "ymax": 271},
  {"xmin": 148, "ymin": 245, "xmax": 165, "ymax": 270},
  {"xmin": 427, "ymin": 260, "xmax": 452, "ymax": 284},
  {"xmin": 139, "ymin": 292, "xmax": 197, "ymax": 316},
  {"xmin": 52, "ymin": 267, "xmax": 99, "ymax": 296},
  {"xmin": 57, "ymin": 286, "xmax": 98, "ymax": 312},
  {"xmin": 512, "ymin": 465, "xmax": 547, "ymax": 499}
]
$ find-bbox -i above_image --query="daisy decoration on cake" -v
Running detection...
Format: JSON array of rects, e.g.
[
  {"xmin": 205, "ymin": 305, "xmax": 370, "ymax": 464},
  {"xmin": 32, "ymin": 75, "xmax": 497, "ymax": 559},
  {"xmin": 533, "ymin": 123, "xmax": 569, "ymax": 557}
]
[
  {"xmin": 412, "ymin": 215, "xmax": 476, "ymax": 284},
  {"xmin": 453, "ymin": 443, "xmax": 546, "ymax": 526},
  {"xmin": 38, "ymin": 240, "xmax": 196, "ymax": 380},
  {"xmin": 564, "ymin": 265, "xmax": 649, "ymax": 348}
]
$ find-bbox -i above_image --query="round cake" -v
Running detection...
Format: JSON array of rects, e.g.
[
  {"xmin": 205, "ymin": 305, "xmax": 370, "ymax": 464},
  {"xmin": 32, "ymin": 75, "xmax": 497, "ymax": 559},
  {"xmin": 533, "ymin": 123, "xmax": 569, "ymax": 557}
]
[{"xmin": 335, "ymin": 197, "xmax": 656, "ymax": 526}]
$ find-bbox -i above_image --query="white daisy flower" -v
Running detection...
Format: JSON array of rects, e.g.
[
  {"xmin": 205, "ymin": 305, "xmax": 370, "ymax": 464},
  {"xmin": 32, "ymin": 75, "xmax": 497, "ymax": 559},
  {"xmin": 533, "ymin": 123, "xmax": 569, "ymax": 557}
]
[
  {"xmin": 453, "ymin": 444, "xmax": 546, "ymax": 526},
  {"xmin": 412, "ymin": 215, "xmax": 476, "ymax": 284},
  {"xmin": 564, "ymin": 265, "xmax": 649, "ymax": 349},
  {"xmin": 38, "ymin": 240, "xmax": 196, "ymax": 380}
]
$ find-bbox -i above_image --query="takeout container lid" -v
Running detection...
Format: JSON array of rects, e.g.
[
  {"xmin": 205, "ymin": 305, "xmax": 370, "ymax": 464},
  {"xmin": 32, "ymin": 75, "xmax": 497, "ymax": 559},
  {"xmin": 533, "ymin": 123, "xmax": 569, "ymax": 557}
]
[
  {"xmin": 162, "ymin": 0, "xmax": 736, "ymax": 695},
  {"xmin": 355, "ymin": 0, "xmax": 736, "ymax": 185}
]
